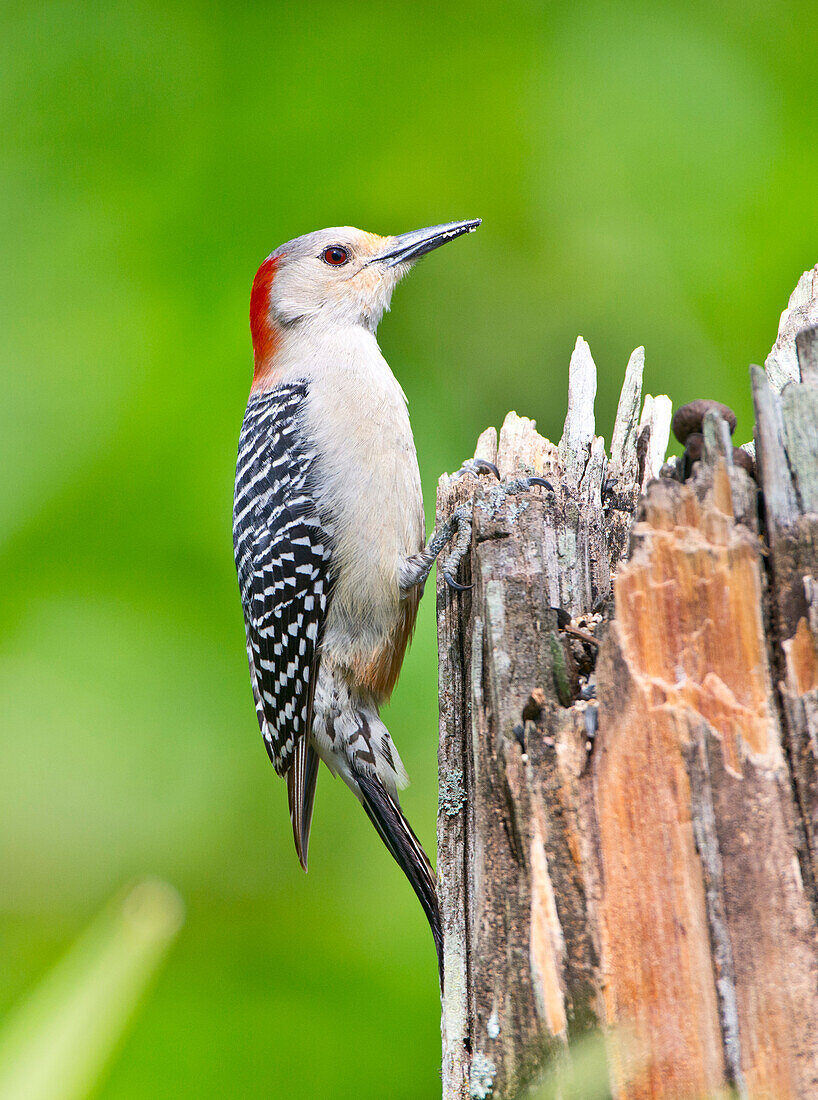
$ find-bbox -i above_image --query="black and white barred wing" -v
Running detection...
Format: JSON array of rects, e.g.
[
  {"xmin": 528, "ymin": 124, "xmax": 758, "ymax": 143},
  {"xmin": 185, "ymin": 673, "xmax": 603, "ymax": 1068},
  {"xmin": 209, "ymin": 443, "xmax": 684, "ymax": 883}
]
[{"xmin": 233, "ymin": 383, "xmax": 333, "ymax": 785}]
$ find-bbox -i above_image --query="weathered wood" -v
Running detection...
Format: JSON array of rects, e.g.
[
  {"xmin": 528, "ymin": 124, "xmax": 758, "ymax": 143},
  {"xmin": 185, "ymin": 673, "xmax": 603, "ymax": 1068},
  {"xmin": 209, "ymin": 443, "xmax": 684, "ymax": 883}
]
[
  {"xmin": 765, "ymin": 265, "xmax": 818, "ymax": 391},
  {"xmin": 754, "ymin": 321, "xmax": 818, "ymax": 917},
  {"xmin": 437, "ymin": 282, "xmax": 818, "ymax": 1098},
  {"xmin": 438, "ymin": 341, "xmax": 649, "ymax": 1099}
]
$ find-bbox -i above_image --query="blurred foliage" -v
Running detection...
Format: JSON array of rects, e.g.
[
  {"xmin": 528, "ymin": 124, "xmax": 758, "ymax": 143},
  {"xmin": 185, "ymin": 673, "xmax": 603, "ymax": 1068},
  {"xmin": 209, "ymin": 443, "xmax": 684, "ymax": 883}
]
[
  {"xmin": 526, "ymin": 1033, "xmax": 613, "ymax": 1100},
  {"xmin": 0, "ymin": 883, "xmax": 183, "ymax": 1100},
  {"xmin": 1, "ymin": 1, "xmax": 815, "ymax": 1096}
]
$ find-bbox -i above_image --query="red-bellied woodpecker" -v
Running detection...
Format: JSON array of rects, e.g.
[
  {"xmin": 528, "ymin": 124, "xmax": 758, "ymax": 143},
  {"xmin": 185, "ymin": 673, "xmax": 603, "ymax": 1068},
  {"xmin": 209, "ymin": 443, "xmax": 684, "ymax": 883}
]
[{"xmin": 233, "ymin": 220, "xmax": 546, "ymax": 982}]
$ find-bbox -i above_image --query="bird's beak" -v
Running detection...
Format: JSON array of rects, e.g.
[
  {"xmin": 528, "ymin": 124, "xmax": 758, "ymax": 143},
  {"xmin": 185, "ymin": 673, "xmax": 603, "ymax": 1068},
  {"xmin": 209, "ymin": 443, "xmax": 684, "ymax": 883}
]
[{"xmin": 372, "ymin": 219, "xmax": 481, "ymax": 267}]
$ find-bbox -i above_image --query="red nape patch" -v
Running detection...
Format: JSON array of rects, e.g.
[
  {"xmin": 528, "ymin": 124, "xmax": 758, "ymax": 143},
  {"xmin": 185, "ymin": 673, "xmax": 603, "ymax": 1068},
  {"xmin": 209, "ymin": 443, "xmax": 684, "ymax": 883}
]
[{"xmin": 249, "ymin": 255, "xmax": 281, "ymax": 388}]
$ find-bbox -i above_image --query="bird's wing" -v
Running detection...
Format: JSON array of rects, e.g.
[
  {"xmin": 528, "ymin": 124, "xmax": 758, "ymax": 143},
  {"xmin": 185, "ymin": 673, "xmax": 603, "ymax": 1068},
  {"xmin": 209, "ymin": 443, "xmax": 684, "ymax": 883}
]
[{"xmin": 233, "ymin": 382, "xmax": 333, "ymax": 866}]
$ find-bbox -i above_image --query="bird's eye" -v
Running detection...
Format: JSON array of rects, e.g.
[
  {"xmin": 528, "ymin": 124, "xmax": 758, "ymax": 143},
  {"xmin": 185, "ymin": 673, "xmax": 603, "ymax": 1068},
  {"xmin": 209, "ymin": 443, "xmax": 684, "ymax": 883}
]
[{"xmin": 322, "ymin": 245, "xmax": 349, "ymax": 266}]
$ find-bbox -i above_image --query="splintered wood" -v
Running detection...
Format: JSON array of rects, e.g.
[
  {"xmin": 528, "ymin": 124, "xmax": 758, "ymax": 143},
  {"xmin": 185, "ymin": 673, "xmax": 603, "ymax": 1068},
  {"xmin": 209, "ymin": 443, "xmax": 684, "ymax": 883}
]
[{"xmin": 436, "ymin": 286, "xmax": 818, "ymax": 1099}]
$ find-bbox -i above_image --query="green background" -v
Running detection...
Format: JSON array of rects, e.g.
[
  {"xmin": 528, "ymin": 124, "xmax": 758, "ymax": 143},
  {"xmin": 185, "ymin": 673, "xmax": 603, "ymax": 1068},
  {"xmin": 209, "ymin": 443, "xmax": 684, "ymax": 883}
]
[{"xmin": 1, "ymin": 1, "xmax": 815, "ymax": 1095}]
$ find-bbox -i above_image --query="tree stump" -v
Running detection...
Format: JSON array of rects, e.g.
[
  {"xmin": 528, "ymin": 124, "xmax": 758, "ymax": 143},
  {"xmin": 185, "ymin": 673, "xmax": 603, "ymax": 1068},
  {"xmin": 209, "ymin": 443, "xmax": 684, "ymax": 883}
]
[{"xmin": 436, "ymin": 269, "xmax": 818, "ymax": 1100}]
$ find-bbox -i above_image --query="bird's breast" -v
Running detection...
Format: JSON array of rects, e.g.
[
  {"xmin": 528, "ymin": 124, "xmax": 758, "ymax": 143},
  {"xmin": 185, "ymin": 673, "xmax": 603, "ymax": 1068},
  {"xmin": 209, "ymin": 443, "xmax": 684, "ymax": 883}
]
[{"xmin": 293, "ymin": 331, "xmax": 425, "ymax": 687}]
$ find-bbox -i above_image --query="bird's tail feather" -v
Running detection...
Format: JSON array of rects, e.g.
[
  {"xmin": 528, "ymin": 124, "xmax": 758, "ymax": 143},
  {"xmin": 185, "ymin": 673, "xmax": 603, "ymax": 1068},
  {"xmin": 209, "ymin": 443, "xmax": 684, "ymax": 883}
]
[
  {"xmin": 356, "ymin": 771, "xmax": 443, "ymax": 986},
  {"xmin": 287, "ymin": 741, "xmax": 319, "ymax": 871}
]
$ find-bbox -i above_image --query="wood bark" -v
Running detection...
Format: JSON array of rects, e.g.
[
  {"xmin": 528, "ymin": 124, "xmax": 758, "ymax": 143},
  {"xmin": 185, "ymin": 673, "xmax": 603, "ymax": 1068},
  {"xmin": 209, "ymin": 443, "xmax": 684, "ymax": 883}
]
[{"xmin": 436, "ymin": 271, "xmax": 818, "ymax": 1100}]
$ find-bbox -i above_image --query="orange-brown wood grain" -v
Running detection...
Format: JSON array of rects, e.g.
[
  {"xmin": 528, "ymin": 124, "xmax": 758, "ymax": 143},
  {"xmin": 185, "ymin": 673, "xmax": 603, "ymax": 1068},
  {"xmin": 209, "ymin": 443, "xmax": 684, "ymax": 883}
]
[
  {"xmin": 595, "ymin": 463, "xmax": 818, "ymax": 1098},
  {"xmin": 596, "ymin": 640, "xmax": 727, "ymax": 1098}
]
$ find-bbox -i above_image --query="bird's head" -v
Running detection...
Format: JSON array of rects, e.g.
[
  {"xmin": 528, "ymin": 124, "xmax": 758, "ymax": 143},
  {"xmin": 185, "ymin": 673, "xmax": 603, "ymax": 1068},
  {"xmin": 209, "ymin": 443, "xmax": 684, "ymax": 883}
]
[{"xmin": 249, "ymin": 219, "xmax": 480, "ymax": 383}]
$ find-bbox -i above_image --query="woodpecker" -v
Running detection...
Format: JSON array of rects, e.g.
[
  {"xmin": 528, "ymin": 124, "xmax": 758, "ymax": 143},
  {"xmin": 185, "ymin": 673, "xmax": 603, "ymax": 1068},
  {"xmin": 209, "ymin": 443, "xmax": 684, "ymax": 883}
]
[{"xmin": 234, "ymin": 219, "xmax": 490, "ymax": 982}]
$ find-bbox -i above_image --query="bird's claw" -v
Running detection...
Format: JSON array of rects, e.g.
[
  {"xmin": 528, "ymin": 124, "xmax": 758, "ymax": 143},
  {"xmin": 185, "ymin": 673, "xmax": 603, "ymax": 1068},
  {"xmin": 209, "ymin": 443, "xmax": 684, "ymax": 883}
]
[
  {"xmin": 454, "ymin": 457, "xmax": 500, "ymax": 481},
  {"xmin": 444, "ymin": 572, "xmax": 473, "ymax": 591},
  {"xmin": 455, "ymin": 460, "xmax": 551, "ymax": 495},
  {"xmin": 502, "ymin": 473, "xmax": 555, "ymax": 495},
  {"xmin": 512, "ymin": 475, "xmax": 554, "ymax": 494}
]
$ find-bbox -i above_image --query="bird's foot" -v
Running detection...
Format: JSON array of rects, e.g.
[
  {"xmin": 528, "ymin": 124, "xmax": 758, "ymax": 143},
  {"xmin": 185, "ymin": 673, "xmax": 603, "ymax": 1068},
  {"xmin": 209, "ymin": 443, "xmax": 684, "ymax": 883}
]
[
  {"xmin": 439, "ymin": 474, "xmax": 553, "ymax": 590},
  {"xmin": 438, "ymin": 459, "xmax": 500, "ymax": 590},
  {"xmin": 400, "ymin": 469, "xmax": 553, "ymax": 594},
  {"xmin": 453, "ymin": 456, "xmax": 552, "ymax": 495},
  {"xmin": 439, "ymin": 505, "xmax": 473, "ymax": 590},
  {"xmin": 400, "ymin": 504, "xmax": 473, "ymax": 592}
]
